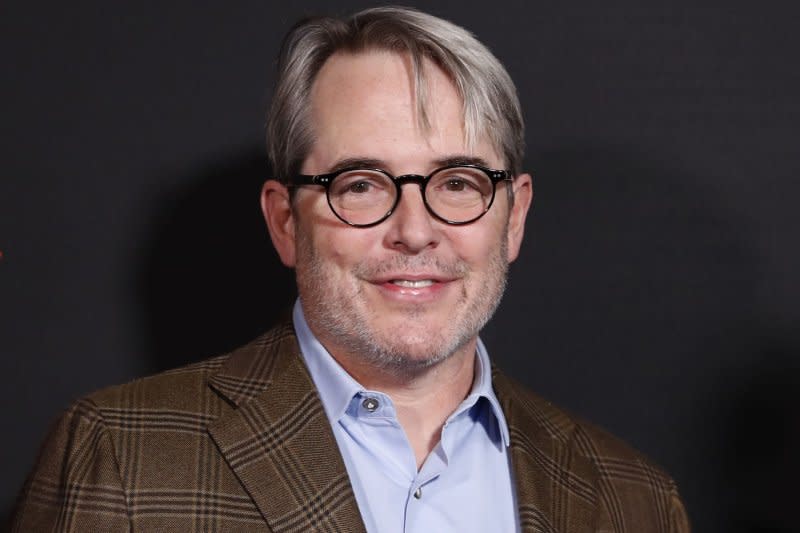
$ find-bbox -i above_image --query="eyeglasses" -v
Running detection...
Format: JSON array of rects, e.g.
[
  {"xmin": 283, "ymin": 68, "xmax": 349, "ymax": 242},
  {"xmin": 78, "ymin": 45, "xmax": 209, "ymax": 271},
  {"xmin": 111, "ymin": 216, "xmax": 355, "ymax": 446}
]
[{"xmin": 286, "ymin": 164, "xmax": 513, "ymax": 227}]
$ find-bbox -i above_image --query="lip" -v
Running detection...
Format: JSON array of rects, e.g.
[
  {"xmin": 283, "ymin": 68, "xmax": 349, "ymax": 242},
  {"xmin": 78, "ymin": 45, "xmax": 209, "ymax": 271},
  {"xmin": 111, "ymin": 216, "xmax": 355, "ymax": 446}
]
[
  {"xmin": 366, "ymin": 273, "xmax": 457, "ymax": 302},
  {"xmin": 369, "ymin": 272, "xmax": 454, "ymax": 283}
]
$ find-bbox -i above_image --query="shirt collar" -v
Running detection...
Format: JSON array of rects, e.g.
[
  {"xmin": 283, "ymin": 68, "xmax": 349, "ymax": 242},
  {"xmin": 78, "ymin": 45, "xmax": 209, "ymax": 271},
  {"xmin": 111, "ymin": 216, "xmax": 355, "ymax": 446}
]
[
  {"xmin": 293, "ymin": 300, "xmax": 362, "ymax": 424},
  {"xmin": 469, "ymin": 336, "xmax": 511, "ymax": 447},
  {"xmin": 292, "ymin": 299, "xmax": 510, "ymax": 447}
]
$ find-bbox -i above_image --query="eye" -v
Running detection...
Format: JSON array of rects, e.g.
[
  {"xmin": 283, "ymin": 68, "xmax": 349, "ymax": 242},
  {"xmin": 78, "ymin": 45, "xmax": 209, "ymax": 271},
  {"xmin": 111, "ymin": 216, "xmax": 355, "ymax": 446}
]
[
  {"xmin": 348, "ymin": 181, "xmax": 372, "ymax": 194},
  {"xmin": 439, "ymin": 176, "xmax": 483, "ymax": 194},
  {"xmin": 329, "ymin": 170, "xmax": 393, "ymax": 200},
  {"xmin": 444, "ymin": 179, "xmax": 468, "ymax": 192}
]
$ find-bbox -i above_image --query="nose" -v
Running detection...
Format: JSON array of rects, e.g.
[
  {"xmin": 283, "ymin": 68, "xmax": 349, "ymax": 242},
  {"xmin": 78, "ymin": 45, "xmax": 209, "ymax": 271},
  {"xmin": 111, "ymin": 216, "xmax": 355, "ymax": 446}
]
[{"xmin": 383, "ymin": 183, "xmax": 440, "ymax": 253}]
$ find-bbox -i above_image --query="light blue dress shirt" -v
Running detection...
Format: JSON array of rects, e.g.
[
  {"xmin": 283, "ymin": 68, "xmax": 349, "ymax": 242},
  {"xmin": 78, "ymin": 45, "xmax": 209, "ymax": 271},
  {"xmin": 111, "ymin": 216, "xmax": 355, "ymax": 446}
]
[{"xmin": 293, "ymin": 301, "xmax": 519, "ymax": 533}]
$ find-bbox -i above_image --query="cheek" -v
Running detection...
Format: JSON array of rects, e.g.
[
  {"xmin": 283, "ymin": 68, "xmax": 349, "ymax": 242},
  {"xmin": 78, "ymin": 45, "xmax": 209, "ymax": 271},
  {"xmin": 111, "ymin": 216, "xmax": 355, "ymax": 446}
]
[
  {"xmin": 449, "ymin": 222, "xmax": 506, "ymax": 265},
  {"xmin": 299, "ymin": 220, "xmax": 379, "ymax": 273},
  {"xmin": 297, "ymin": 190, "xmax": 380, "ymax": 255}
]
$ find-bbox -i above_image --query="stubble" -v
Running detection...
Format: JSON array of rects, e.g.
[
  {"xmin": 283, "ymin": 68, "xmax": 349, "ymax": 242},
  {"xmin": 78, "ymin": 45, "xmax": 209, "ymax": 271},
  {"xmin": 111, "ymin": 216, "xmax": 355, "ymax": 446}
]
[{"xmin": 294, "ymin": 224, "xmax": 509, "ymax": 378}]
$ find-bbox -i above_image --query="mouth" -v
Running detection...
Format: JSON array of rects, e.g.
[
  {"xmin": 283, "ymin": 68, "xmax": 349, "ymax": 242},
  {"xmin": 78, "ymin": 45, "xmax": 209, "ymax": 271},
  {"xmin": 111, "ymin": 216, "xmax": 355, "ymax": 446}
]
[
  {"xmin": 389, "ymin": 279, "xmax": 436, "ymax": 288},
  {"xmin": 366, "ymin": 274, "xmax": 456, "ymax": 303}
]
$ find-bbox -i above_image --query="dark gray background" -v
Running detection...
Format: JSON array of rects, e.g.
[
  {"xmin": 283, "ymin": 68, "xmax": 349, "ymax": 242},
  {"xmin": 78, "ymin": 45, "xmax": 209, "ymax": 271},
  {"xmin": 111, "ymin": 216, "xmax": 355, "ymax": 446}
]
[{"xmin": 2, "ymin": 1, "xmax": 798, "ymax": 531}]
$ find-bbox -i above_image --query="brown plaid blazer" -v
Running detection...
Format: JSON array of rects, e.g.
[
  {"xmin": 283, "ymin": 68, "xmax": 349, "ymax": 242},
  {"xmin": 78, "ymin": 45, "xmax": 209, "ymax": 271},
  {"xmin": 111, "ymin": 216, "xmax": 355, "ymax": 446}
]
[{"xmin": 13, "ymin": 320, "xmax": 690, "ymax": 532}]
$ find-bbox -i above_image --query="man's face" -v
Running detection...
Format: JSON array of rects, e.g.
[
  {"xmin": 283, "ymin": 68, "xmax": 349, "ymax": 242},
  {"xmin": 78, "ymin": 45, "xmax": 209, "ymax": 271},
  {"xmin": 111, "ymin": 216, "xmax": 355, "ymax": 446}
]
[{"xmin": 269, "ymin": 50, "xmax": 530, "ymax": 374}]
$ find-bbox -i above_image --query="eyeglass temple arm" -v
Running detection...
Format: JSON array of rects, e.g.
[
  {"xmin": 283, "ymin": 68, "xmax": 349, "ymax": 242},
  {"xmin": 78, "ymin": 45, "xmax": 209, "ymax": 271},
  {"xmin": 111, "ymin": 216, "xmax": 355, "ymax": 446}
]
[{"xmin": 286, "ymin": 174, "xmax": 334, "ymax": 187}]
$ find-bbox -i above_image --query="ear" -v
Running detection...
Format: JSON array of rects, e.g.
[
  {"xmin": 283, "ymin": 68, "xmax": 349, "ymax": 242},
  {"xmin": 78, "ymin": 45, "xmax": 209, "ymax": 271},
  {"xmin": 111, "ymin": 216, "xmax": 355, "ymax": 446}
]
[
  {"xmin": 260, "ymin": 179, "xmax": 297, "ymax": 268},
  {"xmin": 506, "ymin": 172, "xmax": 533, "ymax": 263}
]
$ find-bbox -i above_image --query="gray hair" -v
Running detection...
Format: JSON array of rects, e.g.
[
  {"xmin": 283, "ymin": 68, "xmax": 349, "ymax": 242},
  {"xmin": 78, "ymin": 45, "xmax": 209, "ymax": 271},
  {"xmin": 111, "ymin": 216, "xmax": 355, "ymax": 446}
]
[{"xmin": 266, "ymin": 6, "xmax": 525, "ymax": 181}]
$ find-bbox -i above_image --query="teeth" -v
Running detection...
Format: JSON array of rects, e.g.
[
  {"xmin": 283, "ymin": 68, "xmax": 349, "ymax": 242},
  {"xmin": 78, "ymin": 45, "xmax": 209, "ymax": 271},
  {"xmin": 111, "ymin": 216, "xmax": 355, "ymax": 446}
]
[{"xmin": 391, "ymin": 279, "xmax": 434, "ymax": 288}]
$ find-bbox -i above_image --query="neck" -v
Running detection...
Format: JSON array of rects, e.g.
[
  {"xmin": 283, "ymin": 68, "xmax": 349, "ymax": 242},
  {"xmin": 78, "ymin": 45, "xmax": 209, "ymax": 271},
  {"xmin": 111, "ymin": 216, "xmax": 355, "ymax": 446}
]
[{"xmin": 332, "ymin": 339, "xmax": 478, "ymax": 469}]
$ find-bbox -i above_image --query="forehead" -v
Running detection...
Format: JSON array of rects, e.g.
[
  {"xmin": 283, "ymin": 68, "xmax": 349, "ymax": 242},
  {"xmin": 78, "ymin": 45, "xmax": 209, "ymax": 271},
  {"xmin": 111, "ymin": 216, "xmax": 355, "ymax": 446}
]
[{"xmin": 306, "ymin": 50, "xmax": 501, "ymax": 171}]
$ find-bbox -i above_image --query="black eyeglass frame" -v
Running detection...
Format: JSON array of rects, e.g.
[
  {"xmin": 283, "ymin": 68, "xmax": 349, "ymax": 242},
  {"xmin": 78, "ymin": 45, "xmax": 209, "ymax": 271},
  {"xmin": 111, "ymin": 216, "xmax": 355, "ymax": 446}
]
[{"xmin": 286, "ymin": 164, "xmax": 514, "ymax": 228}]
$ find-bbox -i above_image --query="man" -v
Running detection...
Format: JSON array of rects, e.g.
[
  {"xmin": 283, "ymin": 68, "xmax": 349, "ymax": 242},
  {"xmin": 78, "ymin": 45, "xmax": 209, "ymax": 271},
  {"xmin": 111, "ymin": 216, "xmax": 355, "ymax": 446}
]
[{"xmin": 13, "ymin": 6, "xmax": 689, "ymax": 532}]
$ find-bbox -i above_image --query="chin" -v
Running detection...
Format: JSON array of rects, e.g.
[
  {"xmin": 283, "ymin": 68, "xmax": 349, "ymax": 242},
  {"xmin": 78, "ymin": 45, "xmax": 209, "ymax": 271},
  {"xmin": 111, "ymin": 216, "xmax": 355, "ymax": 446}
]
[
  {"xmin": 365, "ymin": 348, "xmax": 450, "ymax": 376},
  {"xmin": 361, "ymin": 329, "xmax": 470, "ymax": 373}
]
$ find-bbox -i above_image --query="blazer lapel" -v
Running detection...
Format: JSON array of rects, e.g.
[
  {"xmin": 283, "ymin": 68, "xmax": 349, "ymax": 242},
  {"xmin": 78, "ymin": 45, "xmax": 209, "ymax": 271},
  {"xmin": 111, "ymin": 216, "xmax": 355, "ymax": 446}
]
[
  {"xmin": 494, "ymin": 370, "xmax": 600, "ymax": 533},
  {"xmin": 207, "ymin": 321, "xmax": 365, "ymax": 533}
]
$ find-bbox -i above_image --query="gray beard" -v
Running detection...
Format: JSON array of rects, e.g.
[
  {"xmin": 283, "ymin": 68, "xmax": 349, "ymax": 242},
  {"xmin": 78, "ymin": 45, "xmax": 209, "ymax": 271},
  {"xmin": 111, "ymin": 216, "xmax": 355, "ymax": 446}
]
[{"xmin": 295, "ymin": 230, "xmax": 509, "ymax": 378}]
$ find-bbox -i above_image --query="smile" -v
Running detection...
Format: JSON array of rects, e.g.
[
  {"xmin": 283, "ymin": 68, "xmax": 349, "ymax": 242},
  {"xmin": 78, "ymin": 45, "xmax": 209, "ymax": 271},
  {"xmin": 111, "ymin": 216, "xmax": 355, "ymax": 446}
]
[
  {"xmin": 390, "ymin": 279, "xmax": 435, "ymax": 288},
  {"xmin": 371, "ymin": 276, "xmax": 453, "ymax": 303}
]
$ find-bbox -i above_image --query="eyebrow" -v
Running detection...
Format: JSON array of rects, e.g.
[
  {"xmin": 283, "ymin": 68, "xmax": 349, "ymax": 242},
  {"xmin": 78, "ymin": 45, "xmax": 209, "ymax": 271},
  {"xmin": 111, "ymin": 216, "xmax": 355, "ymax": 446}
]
[
  {"xmin": 326, "ymin": 154, "xmax": 493, "ymax": 174},
  {"xmin": 328, "ymin": 157, "xmax": 386, "ymax": 173},
  {"xmin": 433, "ymin": 155, "xmax": 492, "ymax": 168}
]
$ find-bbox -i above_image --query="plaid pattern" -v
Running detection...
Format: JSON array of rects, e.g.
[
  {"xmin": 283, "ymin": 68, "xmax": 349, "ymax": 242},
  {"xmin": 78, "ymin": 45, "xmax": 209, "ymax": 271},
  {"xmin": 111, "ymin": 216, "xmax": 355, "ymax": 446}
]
[{"xmin": 13, "ymin": 319, "xmax": 689, "ymax": 532}]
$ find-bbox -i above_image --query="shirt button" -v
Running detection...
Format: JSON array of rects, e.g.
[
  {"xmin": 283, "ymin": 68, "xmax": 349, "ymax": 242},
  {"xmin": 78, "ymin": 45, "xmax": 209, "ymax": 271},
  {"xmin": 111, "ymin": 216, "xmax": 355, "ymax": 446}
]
[
  {"xmin": 362, "ymin": 397, "xmax": 379, "ymax": 412},
  {"xmin": 413, "ymin": 487, "xmax": 422, "ymax": 499}
]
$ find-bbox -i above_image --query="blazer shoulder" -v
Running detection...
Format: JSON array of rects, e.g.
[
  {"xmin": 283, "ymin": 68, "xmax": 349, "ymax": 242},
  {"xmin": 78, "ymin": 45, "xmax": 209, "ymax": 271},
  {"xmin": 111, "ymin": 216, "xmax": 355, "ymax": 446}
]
[
  {"xmin": 495, "ymin": 371, "xmax": 691, "ymax": 530},
  {"xmin": 82, "ymin": 318, "xmax": 298, "ymax": 413},
  {"xmin": 85, "ymin": 353, "xmax": 229, "ymax": 411},
  {"xmin": 495, "ymin": 369, "xmax": 678, "ymax": 486}
]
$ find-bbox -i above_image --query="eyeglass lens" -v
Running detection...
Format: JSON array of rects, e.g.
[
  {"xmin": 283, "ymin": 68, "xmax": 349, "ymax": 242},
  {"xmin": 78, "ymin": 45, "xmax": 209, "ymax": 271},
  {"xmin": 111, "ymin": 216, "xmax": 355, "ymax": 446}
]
[{"xmin": 328, "ymin": 167, "xmax": 495, "ymax": 225}]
